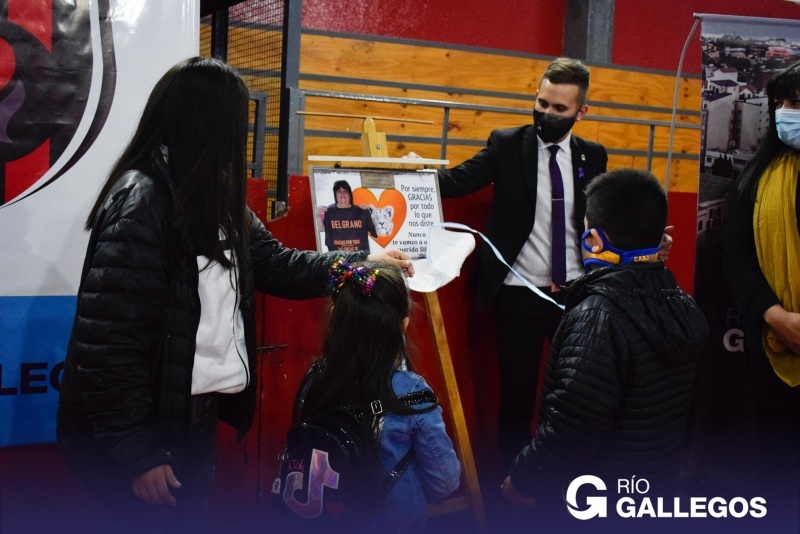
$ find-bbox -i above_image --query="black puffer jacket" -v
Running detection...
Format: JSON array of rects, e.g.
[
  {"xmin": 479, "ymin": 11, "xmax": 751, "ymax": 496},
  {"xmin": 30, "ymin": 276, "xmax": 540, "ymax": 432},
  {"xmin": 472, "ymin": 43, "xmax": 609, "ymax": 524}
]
[
  {"xmin": 510, "ymin": 263, "xmax": 708, "ymax": 495},
  {"xmin": 57, "ymin": 154, "xmax": 364, "ymax": 483}
]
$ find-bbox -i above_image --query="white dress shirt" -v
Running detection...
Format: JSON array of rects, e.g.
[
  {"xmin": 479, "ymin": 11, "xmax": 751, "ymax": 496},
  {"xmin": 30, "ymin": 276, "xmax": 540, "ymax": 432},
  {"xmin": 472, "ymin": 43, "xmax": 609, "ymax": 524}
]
[{"xmin": 504, "ymin": 133, "xmax": 583, "ymax": 287}]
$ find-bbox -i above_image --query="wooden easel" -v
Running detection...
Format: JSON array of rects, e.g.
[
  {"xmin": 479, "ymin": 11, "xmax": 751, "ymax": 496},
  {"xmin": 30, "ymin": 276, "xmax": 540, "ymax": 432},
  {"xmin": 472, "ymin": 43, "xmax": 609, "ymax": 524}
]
[
  {"xmin": 309, "ymin": 115, "xmax": 487, "ymax": 531},
  {"xmin": 299, "ymin": 112, "xmax": 445, "ymax": 170},
  {"xmin": 422, "ymin": 290, "xmax": 487, "ymax": 531}
]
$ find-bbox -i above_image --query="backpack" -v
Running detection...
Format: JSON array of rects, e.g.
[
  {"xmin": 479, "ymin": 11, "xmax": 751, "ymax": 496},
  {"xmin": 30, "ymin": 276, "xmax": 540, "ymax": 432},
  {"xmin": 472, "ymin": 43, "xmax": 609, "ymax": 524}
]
[{"xmin": 272, "ymin": 363, "xmax": 437, "ymax": 531}]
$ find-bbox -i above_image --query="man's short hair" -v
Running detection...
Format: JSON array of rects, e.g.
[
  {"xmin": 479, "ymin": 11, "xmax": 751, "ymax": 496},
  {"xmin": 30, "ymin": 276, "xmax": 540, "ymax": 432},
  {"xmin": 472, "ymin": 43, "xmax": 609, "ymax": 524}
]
[
  {"xmin": 542, "ymin": 57, "xmax": 591, "ymax": 106},
  {"xmin": 584, "ymin": 169, "xmax": 667, "ymax": 250}
]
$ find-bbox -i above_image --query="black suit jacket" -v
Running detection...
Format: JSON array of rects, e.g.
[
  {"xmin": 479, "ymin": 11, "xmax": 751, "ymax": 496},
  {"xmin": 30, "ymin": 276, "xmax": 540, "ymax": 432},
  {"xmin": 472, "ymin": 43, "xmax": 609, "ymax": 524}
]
[{"xmin": 438, "ymin": 125, "xmax": 608, "ymax": 308}]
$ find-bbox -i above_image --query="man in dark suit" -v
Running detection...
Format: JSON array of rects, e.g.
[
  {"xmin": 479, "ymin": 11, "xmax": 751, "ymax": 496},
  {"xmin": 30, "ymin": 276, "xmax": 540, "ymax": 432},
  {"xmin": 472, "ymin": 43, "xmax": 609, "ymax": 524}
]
[{"xmin": 437, "ymin": 58, "xmax": 608, "ymax": 471}]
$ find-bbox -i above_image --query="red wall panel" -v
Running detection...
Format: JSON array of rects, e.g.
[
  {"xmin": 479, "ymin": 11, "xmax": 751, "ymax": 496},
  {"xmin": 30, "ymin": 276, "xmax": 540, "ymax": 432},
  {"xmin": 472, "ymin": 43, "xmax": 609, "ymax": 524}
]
[
  {"xmin": 666, "ymin": 191, "xmax": 698, "ymax": 295},
  {"xmin": 613, "ymin": 0, "xmax": 800, "ymax": 73},
  {"xmin": 302, "ymin": 0, "xmax": 566, "ymax": 57}
]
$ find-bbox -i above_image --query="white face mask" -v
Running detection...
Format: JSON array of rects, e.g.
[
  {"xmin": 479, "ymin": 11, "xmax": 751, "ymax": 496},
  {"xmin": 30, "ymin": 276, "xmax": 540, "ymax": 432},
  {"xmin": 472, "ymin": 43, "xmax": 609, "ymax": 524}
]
[{"xmin": 775, "ymin": 108, "xmax": 800, "ymax": 149}]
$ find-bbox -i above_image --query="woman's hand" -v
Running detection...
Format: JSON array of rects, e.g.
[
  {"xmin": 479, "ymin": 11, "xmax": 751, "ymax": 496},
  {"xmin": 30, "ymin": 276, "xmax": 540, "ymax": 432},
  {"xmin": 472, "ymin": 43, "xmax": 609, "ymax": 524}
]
[
  {"xmin": 368, "ymin": 249, "xmax": 415, "ymax": 277},
  {"xmin": 764, "ymin": 305, "xmax": 800, "ymax": 354},
  {"xmin": 658, "ymin": 225, "xmax": 674, "ymax": 262},
  {"xmin": 132, "ymin": 464, "xmax": 181, "ymax": 505}
]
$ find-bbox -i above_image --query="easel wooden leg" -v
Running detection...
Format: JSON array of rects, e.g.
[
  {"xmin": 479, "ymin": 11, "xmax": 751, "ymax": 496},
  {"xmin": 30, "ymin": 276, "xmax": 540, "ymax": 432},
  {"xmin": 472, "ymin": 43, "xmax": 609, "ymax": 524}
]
[{"xmin": 424, "ymin": 290, "xmax": 487, "ymax": 532}]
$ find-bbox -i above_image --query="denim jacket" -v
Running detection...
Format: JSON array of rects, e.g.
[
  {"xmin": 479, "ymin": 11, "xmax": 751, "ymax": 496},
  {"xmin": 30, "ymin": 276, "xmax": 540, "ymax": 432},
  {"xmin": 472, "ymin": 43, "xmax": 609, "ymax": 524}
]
[{"xmin": 369, "ymin": 370, "xmax": 461, "ymax": 534}]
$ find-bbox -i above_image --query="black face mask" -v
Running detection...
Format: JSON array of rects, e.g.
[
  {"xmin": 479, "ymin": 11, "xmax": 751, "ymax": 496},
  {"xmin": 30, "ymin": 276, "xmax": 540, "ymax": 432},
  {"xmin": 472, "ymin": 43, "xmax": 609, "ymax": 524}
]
[{"xmin": 533, "ymin": 109, "xmax": 578, "ymax": 144}]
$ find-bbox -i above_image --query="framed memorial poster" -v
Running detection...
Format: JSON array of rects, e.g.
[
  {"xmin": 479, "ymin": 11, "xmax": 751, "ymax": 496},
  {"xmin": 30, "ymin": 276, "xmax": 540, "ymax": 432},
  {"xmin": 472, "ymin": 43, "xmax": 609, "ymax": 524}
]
[{"xmin": 310, "ymin": 167, "xmax": 443, "ymax": 257}]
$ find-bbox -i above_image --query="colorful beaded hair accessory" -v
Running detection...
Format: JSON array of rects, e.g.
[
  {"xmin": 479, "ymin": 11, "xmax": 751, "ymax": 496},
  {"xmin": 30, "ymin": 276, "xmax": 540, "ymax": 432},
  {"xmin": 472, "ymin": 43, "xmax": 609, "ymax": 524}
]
[{"xmin": 329, "ymin": 257, "xmax": 379, "ymax": 296}]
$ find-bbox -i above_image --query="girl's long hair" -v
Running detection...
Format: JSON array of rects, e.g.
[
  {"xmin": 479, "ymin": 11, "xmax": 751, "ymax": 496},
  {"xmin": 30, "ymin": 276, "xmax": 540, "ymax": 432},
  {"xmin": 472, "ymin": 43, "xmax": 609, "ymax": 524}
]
[
  {"xmin": 86, "ymin": 56, "xmax": 251, "ymax": 270},
  {"xmin": 302, "ymin": 261, "xmax": 430, "ymax": 420},
  {"xmin": 736, "ymin": 61, "xmax": 800, "ymax": 203}
]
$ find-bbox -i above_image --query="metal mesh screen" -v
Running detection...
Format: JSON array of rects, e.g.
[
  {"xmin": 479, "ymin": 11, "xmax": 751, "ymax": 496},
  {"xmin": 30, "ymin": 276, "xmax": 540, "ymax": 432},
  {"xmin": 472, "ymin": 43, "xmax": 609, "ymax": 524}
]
[
  {"xmin": 199, "ymin": 13, "xmax": 213, "ymax": 57},
  {"xmin": 200, "ymin": 1, "xmax": 285, "ymax": 219}
]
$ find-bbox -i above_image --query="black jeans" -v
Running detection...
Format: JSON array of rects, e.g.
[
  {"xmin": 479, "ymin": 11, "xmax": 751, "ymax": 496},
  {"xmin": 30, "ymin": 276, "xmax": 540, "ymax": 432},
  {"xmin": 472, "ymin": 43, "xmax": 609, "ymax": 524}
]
[
  {"xmin": 493, "ymin": 285, "xmax": 564, "ymax": 474},
  {"xmin": 90, "ymin": 393, "xmax": 219, "ymax": 534}
]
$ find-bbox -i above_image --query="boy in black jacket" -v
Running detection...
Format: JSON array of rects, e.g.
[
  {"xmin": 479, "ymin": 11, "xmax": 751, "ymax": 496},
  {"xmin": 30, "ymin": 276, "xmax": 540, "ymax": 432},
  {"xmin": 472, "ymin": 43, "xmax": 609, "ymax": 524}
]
[{"xmin": 501, "ymin": 169, "xmax": 708, "ymax": 524}]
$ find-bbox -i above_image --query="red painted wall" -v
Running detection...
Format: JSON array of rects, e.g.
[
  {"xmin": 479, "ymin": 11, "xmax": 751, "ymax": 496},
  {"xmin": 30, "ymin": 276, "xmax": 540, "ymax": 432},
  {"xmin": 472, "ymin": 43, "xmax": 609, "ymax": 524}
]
[
  {"xmin": 302, "ymin": 0, "xmax": 566, "ymax": 57},
  {"xmin": 613, "ymin": 0, "xmax": 800, "ymax": 73}
]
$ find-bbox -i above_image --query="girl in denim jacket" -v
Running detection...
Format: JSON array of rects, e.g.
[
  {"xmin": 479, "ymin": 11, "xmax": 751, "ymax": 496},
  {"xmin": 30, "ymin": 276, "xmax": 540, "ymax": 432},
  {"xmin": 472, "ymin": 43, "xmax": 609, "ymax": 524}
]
[{"xmin": 302, "ymin": 259, "xmax": 461, "ymax": 533}]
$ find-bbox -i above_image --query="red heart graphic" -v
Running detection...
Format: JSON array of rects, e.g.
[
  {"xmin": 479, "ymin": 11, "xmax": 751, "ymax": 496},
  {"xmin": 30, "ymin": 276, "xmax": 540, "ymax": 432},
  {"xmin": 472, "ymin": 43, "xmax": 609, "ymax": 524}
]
[{"xmin": 352, "ymin": 188, "xmax": 407, "ymax": 247}]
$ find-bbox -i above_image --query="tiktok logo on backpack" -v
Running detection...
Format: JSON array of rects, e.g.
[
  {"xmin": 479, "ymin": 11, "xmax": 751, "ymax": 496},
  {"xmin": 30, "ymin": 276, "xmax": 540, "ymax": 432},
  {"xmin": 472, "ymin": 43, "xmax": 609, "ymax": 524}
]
[
  {"xmin": 564, "ymin": 475, "xmax": 608, "ymax": 520},
  {"xmin": 283, "ymin": 448, "xmax": 340, "ymax": 519}
]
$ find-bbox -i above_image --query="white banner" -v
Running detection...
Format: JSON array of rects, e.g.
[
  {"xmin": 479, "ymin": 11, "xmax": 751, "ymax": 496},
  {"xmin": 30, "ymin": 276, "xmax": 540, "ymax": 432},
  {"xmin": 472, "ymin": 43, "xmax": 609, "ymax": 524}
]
[{"xmin": 0, "ymin": 0, "xmax": 199, "ymax": 446}]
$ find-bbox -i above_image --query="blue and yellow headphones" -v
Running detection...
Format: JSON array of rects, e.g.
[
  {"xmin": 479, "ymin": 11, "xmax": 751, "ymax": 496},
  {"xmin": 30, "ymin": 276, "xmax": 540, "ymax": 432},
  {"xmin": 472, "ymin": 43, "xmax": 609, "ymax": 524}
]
[{"xmin": 581, "ymin": 228, "xmax": 660, "ymax": 269}]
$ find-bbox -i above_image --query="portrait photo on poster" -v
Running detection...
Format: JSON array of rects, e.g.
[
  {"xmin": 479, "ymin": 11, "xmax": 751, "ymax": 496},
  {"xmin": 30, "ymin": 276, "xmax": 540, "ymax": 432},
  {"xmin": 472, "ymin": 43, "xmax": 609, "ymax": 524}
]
[{"xmin": 310, "ymin": 167, "xmax": 443, "ymax": 257}]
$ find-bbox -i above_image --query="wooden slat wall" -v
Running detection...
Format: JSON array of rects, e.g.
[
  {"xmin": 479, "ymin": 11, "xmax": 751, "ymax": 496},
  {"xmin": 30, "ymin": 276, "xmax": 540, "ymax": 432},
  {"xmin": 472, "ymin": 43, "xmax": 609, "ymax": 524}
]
[{"xmin": 297, "ymin": 33, "xmax": 702, "ymax": 192}]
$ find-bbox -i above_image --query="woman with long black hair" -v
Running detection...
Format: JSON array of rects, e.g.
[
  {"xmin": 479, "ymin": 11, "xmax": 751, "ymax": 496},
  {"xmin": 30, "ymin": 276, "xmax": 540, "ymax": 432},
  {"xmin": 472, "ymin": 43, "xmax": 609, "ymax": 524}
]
[
  {"xmin": 724, "ymin": 60, "xmax": 800, "ymax": 521},
  {"xmin": 56, "ymin": 56, "xmax": 411, "ymax": 533}
]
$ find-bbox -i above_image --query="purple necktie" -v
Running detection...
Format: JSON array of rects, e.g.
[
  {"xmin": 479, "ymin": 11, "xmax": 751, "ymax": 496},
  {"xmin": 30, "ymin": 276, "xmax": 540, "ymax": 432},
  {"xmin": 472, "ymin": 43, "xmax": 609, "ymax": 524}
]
[{"xmin": 548, "ymin": 145, "xmax": 566, "ymax": 286}]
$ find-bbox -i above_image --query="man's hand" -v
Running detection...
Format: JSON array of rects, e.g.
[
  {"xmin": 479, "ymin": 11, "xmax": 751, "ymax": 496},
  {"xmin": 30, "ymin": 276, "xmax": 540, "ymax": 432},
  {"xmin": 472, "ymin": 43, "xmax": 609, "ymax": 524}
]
[
  {"xmin": 501, "ymin": 476, "xmax": 537, "ymax": 509},
  {"xmin": 764, "ymin": 305, "xmax": 800, "ymax": 354},
  {"xmin": 317, "ymin": 205, "xmax": 328, "ymax": 223},
  {"xmin": 658, "ymin": 225, "xmax": 674, "ymax": 262},
  {"xmin": 368, "ymin": 249, "xmax": 414, "ymax": 277},
  {"xmin": 132, "ymin": 464, "xmax": 181, "ymax": 505}
]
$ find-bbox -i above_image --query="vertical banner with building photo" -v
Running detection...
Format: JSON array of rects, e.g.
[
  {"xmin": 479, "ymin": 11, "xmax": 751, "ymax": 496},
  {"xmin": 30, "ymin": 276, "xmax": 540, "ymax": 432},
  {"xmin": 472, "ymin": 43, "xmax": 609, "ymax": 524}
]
[
  {"xmin": 310, "ymin": 167, "xmax": 443, "ymax": 257},
  {"xmin": 691, "ymin": 14, "xmax": 800, "ymax": 494}
]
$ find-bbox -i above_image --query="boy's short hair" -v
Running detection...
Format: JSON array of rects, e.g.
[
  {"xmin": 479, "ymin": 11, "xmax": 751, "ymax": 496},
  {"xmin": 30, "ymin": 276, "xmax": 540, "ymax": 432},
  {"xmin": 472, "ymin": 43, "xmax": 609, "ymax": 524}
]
[{"xmin": 584, "ymin": 169, "xmax": 667, "ymax": 250}]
